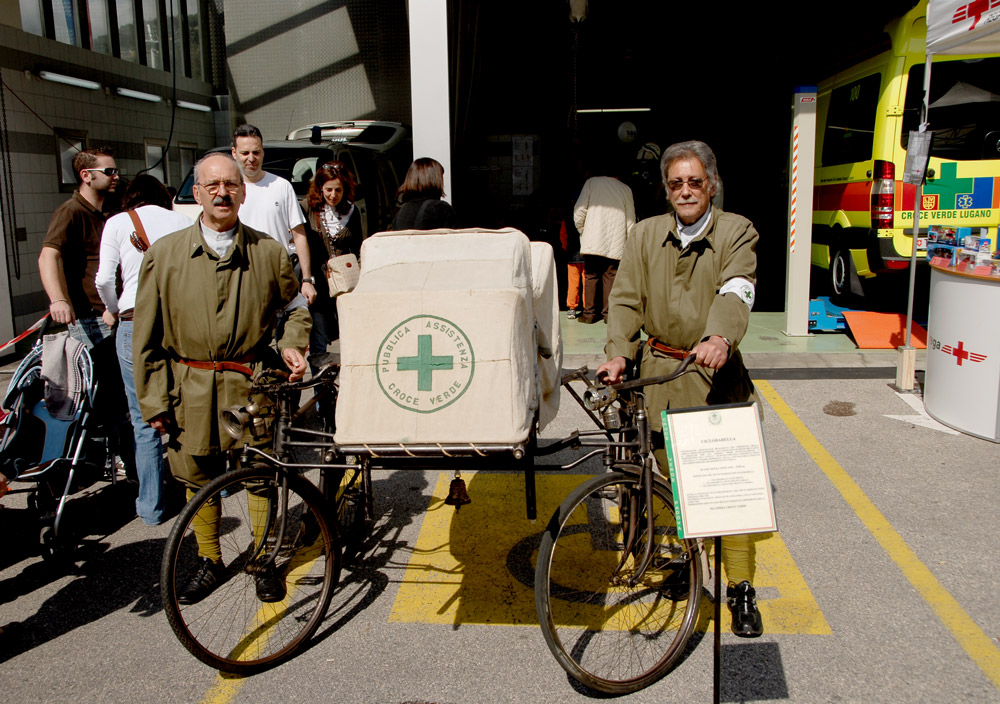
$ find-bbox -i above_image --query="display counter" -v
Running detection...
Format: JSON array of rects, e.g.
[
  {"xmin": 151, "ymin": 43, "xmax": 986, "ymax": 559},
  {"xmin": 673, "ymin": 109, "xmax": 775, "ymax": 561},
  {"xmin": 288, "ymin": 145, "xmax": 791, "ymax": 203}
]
[{"xmin": 924, "ymin": 264, "xmax": 1000, "ymax": 442}]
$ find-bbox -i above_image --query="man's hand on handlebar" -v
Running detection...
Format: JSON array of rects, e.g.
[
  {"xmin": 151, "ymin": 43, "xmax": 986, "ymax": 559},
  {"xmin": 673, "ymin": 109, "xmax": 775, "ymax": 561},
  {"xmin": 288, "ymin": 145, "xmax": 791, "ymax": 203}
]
[
  {"xmin": 596, "ymin": 356, "xmax": 628, "ymax": 384},
  {"xmin": 282, "ymin": 348, "xmax": 308, "ymax": 381},
  {"xmin": 693, "ymin": 335, "xmax": 730, "ymax": 370}
]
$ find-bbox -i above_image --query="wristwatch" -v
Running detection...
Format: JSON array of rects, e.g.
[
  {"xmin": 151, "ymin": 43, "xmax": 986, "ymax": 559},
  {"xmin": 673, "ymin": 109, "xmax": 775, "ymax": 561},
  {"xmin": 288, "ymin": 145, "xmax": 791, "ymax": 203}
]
[{"xmin": 301, "ymin": 276, "xmax": 316, "ymax": 286}]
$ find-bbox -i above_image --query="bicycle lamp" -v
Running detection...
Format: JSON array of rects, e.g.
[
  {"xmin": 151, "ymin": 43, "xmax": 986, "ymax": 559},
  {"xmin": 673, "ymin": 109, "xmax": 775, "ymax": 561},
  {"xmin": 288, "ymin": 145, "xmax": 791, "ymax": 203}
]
[
  {"xmin": 220, "ymin": 401, "xmax": 266, "ymax": 440},
  {"xmin": 583, "ymin": 385, "xmax": 617, "ymax": 411}
]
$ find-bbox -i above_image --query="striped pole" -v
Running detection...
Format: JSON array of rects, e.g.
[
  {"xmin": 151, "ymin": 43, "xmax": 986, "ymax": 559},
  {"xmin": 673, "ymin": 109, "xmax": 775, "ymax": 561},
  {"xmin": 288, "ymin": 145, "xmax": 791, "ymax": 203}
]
[
  {"xmin": 790, "ymin": 125, "xmax": 799, "ymax": 254},
  {"xmin": 784, "ymin": 86, "xmax": 817, "ymax": 337}
]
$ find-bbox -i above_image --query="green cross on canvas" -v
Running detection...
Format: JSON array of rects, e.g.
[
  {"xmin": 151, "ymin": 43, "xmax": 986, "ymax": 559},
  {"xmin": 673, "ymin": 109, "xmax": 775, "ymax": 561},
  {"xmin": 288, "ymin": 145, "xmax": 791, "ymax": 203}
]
[{"xmin": 397, "ymin": 335, "xmax": 454, "ymax": 391}]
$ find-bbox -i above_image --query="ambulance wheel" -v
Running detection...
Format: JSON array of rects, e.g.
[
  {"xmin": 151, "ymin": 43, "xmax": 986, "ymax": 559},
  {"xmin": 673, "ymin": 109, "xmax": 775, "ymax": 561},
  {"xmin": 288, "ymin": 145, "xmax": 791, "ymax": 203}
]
[{"xmin": 830, "ymin": 249, "xmax": 852, "ymax": 299}]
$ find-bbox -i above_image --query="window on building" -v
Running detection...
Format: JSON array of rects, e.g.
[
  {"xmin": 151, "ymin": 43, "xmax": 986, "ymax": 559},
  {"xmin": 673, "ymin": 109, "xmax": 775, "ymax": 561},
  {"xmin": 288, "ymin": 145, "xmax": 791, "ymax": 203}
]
[
  {"xmin": 186, "ymin": 0, "xmax": 204, "ymax": 81},
  {"xmin": 52, "ymin": 0, "xmax": 82, "ymax": 47},
  {"xmin": 87, "ymin": 0, "xmax": 113, "ymax": 55},
  {"xmin": 19, "ymin": 0, "xmax": 44, "ymax": 36},
  {"xmin": 56, "ymin": 129, "xmax": 86, "ymax": 192},
  {"xmin": 20, "ymin": 0, "xmax": 205, "ymax": 78},
  {"xmin": 141, "ymin": 0, "xmax": 163, "ymax": 70},
  {"xmin": 115, "ymin": 0, "xmax": 139, "ymax": 62},
  {"xmin": 166, "ymin": 0, "xmax": 185, "ymax": 75},
  {"xmin": 145, "ymin": 140, "xmax": 168, "ymax": 184}
]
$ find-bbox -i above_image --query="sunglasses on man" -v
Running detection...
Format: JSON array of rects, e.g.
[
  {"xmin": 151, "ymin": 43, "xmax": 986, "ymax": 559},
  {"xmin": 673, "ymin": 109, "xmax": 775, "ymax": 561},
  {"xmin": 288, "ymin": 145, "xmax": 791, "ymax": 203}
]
[{"xmin": 83, "ymin": 167, "xmax": 120, "ymax": 176}]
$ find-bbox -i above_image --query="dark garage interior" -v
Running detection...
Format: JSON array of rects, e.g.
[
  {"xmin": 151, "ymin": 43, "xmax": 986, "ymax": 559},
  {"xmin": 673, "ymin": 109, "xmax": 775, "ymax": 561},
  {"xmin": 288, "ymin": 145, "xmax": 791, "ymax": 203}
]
[{"xmin": 444, "ymin": 0, "xmax": 919, "ymax": 312}]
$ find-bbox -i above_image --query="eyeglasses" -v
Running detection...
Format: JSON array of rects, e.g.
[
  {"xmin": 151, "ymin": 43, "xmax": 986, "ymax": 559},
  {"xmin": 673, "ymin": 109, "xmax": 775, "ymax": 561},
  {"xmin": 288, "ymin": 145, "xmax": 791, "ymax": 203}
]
[
  {"xmin": 197, "ymin": 180, "xmax": 242, "ymax": 194},
  {"xmin": 83, "ymin": 167, "xmax": 119, "ymax": 176},
  {"xmin": 666, "ymin": 177, "xmax": 708, "ymax": 192}
]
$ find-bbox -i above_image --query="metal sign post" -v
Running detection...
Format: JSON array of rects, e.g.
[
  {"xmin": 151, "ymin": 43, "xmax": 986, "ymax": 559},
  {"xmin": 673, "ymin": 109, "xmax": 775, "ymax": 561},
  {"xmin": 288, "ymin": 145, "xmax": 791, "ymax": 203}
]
[{"xmin": 783, "ymin": 86, "xmax": 818, "ymax": 336}]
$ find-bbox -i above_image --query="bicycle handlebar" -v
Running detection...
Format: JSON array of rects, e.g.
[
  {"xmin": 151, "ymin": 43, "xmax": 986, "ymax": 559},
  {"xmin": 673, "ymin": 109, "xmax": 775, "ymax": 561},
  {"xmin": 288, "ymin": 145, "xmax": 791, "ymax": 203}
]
[
  {"xmin": 583, "ymin": 354, "xmax": 696, "ymax": 411},
  {"xmin": 250, "ymin": 363, "xmax": 337, "ymax": 394}
]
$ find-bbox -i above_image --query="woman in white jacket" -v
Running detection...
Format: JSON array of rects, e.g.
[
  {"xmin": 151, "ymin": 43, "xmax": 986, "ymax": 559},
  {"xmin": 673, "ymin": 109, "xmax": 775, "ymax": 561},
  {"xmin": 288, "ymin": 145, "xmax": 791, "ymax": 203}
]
[
  {"xmin": 96, "ymin": 175, "xmax": 192, "ymax": 525},
  {"xmin": 573, "ymin": 173, "xmax": 636, "ymax": 323}
]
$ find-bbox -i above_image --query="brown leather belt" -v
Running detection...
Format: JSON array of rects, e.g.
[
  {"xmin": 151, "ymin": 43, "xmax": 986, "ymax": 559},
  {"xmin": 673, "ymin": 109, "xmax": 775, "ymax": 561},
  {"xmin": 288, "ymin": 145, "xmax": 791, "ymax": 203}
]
[
  {"xmin": 177, "ymin": 354, "xmax": 255, "ymax": 377},
  {"xmin": 646, "ymin": 337, "xmax": 690, "ymax": 360},
  {"xmin": 119, "ymin": 308, "xmax": 134, "ymax": 321}
]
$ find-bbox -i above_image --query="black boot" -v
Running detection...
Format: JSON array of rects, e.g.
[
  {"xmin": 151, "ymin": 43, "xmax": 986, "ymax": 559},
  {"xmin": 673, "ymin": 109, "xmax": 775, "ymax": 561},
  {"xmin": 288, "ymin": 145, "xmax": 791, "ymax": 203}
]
[
  {"xmin": 177, "ymin": 557, "xmax": 225, "ymax": 605},
  {"xmin": 255, "ymin": 566, "xmax": 287, "ymax": 603},
  {"xmin": 727, "ymin": 580, "xmax": 763, "ymax": 638}
]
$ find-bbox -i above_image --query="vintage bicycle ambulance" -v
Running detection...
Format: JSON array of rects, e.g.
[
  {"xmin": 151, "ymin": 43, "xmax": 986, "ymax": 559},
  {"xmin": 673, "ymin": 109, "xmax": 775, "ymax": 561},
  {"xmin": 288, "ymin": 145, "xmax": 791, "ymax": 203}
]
[{"xmin": 812, "ymin": 0, "xmax": 1000, "ymax": 298}]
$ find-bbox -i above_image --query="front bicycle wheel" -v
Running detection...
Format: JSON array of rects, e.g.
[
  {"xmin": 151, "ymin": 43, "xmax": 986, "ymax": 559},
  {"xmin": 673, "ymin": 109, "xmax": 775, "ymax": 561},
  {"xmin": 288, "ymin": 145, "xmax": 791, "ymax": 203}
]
[
  {"xmin": 535, "ymin": 471, "xmax": 703, "ymax": 694},
  {"xmin": 162, "ymin": 464, "xmax": 341, "ymax": 673}
]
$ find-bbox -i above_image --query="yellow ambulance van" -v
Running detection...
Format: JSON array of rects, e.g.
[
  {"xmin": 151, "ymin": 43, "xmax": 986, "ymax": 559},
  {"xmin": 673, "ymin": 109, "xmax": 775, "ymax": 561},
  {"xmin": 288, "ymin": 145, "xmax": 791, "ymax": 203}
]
[{"xmin": 812, "ymin": 0, "xmax": 1000, "ymax": 298}]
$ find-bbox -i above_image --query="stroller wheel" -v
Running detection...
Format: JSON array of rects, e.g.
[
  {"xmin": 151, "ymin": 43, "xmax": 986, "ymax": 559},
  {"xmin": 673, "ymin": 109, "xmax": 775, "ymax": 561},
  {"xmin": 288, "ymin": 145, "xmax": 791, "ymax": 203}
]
[{"xmin": 39, "ymin": 526, "xmax": 70, "ymax": 562}]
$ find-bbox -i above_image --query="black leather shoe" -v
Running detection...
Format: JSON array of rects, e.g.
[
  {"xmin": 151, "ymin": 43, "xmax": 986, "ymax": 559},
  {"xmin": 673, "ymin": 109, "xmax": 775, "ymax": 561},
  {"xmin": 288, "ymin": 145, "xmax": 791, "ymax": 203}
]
[
  {"xmin": 727, "ymin": 580, "xmax": 763, "ymax": 638},
  {"xmin": 177, "ymin": 557, "xmax": 225, "ymax": 605},
  {"xmin": 255, "ymin": 567, "xmax": 286, "ymax": 603}
]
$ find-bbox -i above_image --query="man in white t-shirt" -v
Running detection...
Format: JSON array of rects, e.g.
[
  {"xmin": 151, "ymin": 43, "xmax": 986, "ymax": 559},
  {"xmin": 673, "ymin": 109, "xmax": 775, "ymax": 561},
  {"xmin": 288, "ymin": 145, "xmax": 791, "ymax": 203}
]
[{"xmin": 231, "ymin": 124, "xmax": 316, "ymax": 304}]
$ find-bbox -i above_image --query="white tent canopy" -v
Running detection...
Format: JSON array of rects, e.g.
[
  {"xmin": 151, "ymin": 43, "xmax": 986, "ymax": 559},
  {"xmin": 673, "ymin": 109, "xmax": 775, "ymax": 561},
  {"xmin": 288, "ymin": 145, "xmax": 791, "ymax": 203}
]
[{"xmin": 927, "ymin": 0, "xmax": 1000, "ymax": 55}]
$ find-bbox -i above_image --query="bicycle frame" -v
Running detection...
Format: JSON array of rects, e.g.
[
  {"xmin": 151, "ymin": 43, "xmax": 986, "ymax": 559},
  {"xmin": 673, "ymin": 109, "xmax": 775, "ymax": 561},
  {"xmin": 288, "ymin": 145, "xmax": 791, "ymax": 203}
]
[{"xmin": 552, "ymin": 355, "xmax": 697, "ymax": 588}]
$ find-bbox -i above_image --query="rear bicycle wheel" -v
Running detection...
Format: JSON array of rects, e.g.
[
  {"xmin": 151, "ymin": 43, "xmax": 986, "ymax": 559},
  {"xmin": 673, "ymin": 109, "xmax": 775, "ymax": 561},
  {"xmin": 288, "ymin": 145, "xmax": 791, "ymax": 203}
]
[
  {"xmin": 161, "ymin": 464, "xmax": 341, "ymax": 673},
  {"xmin": 535, "ymin": 471, "xmax": 703, "ymax": 694}
]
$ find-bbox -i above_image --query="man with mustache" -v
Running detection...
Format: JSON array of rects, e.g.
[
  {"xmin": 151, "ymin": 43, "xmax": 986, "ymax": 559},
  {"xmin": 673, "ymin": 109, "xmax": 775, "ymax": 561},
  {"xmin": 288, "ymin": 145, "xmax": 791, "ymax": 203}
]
[
  {"xmin": 597, "ymin": 140, "xmax": 764, "ymax": 638},
  {"xmin": 133, "ymin": 152, "xmax": 310, "ymax": 604}
]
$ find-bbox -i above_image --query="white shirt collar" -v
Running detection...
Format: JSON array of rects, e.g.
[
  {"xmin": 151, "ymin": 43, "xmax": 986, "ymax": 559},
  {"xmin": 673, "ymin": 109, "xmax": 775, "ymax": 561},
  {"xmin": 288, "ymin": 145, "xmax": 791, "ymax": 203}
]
[{"xmin": 676, "ymin": 208, "xmax": 712, "ymax": 248}]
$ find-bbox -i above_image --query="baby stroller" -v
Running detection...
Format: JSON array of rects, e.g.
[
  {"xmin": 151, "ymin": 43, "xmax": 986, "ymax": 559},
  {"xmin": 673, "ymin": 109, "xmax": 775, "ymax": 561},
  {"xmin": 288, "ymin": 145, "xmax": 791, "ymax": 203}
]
[{"xmin": 0, "ymin": 328, "xmax": 120, "ymax": 559}]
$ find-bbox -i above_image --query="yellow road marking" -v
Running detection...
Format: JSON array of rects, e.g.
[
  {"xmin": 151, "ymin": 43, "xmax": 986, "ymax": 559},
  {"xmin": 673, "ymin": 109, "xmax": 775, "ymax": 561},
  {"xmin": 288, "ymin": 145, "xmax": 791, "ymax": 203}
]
[
  {"xmin": 757, "ymin": 380, "xmax": 1000, "ymax": 689},
  {"xmin": 389, "ymin": 472, "xmax": 828, "ymax": 634}
]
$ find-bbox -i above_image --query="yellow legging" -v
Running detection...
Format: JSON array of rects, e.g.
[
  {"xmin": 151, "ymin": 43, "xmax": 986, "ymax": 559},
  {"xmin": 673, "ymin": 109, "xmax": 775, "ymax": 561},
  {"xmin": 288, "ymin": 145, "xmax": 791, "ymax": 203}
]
[
  {"xmin": 169, "ymin": 447, "xmax": 273, "ymax": 563},
  {"xmin": 186, "ymin": 485, "xmax": 273, "ymax": 563},
  {"xmin": 653, "ymin": 448, "xmax": 755, "ymax": 586}
]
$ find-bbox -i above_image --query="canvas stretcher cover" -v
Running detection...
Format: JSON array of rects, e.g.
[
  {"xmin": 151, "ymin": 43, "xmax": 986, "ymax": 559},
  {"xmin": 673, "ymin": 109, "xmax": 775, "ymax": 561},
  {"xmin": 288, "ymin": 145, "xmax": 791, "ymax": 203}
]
[{"xmin": 335, "ymin": 228, "xmax": 560, "ymax": 446}]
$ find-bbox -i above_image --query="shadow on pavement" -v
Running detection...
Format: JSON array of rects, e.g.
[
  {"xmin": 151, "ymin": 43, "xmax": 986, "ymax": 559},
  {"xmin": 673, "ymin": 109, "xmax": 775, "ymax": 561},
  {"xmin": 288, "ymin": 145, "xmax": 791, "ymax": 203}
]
[{"xmin": 0, "ymin": 480, "xmax": 164, "ymax": 664}]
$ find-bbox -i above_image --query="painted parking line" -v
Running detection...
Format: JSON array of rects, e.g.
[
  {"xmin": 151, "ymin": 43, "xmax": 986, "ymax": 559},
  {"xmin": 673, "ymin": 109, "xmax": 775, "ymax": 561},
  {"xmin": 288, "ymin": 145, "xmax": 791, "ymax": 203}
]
[
  {"xmin": 389, "ymin": 472, "xmax": 829, "ymax": 634},
  {"xmin": 756, "ymin": 380, "xmax": 1000, "ymax": 690}
]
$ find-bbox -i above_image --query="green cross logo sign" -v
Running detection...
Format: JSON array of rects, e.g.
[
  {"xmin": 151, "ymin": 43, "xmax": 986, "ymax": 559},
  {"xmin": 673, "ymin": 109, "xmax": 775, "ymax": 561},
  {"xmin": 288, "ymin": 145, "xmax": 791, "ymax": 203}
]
[
  {"xmin": 397, "ymin": 335, "xmax": 453, "ymax": 391},
  {"xmin": 376, "ymin": 315, "xmax": 475, "ymax": 413}
]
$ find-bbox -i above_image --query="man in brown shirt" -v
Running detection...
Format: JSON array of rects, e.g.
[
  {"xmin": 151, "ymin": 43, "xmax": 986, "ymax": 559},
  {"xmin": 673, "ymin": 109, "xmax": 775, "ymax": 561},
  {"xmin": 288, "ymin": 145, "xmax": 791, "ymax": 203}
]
[
  {"xmin": 40, "ymin": 147, "xmax": 118, "ymax": 333},
  {"xmin": 38, "ymin": 147, "xmax": 135, "ymax": 478}
]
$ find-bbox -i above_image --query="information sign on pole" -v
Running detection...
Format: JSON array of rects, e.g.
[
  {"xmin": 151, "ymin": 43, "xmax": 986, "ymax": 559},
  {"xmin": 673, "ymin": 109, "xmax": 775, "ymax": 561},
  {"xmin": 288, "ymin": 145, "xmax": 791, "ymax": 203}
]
[{"xmin": 661, "ymin": 403, "xmax": 777, "ymax": 539}]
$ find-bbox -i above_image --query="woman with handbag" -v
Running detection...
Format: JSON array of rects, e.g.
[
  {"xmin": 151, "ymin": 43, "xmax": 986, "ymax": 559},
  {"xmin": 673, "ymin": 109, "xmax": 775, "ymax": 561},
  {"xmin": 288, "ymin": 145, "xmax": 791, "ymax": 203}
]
[{"xmin": 304, "ymin": 161, "xmax": 363, "ymax": 359}]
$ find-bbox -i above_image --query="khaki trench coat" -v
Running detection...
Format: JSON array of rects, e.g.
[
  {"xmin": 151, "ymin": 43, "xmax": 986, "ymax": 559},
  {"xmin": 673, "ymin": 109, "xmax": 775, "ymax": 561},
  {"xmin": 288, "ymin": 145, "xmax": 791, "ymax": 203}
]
[
  {"xmin": 606, "ymin": 207, "xmax": 758, "ymax": 431},
  {"xmin": 133, "ymin": 221, "xmax": 311, "ymax": 454}
]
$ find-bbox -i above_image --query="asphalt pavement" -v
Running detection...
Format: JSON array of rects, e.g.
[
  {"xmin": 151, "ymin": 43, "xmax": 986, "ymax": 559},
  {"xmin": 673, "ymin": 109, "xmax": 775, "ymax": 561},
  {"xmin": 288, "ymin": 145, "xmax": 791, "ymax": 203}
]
[{"xmin": 1, "ymin": 312, "xmax": 998, "ymax": 703}]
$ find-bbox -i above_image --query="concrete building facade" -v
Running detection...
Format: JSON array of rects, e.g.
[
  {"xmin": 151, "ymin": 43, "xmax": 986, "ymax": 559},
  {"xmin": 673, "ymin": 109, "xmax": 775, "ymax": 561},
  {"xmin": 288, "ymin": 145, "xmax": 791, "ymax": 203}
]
[{"xmin": 0, "ymin": 1, "xmax": 223, "ymax": 346}]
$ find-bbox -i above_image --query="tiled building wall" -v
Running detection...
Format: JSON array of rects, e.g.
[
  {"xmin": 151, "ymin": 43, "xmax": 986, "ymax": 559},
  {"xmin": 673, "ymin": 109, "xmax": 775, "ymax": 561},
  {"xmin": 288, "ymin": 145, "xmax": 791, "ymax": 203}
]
[{"xmin": 0, "ymin": 23, "xmax": 218, "ymax": 339}]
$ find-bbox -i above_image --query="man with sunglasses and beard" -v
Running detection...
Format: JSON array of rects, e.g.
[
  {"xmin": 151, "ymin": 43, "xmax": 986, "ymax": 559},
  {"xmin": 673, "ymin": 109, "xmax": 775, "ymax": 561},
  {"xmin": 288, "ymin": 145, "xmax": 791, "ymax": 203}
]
[
  {"xmin": 597, "ymin": 140, "xmax": 765, "ymax": 638},
  {"xmin": 133, "ymin": 152, "xmax": 310, "ymax": 604},
  {"xmin": 39, "ymin": 146, "xmax": 137, "ymax": 481}
]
